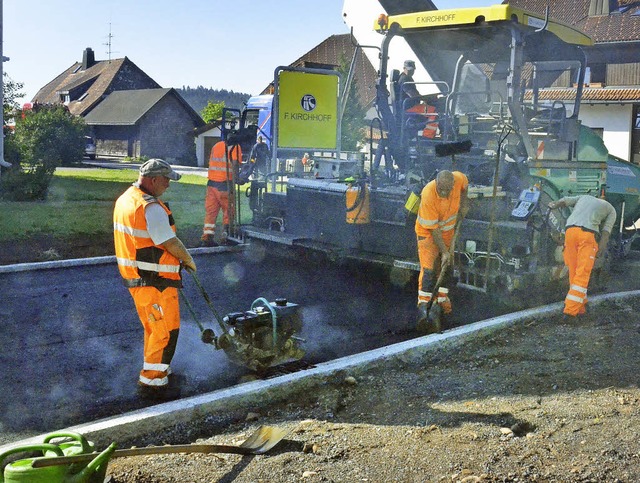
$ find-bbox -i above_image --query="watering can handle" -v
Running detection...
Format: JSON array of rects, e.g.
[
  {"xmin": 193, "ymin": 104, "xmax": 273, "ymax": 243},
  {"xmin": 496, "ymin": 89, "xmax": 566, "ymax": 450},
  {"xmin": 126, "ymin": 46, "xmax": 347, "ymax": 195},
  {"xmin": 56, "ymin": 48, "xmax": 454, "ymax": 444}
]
[
  {"xmin": 70, "ymin": 443, "xmax": 117, "ymax": 483},
  {"xmin": 42, "ymin": 431, "xmax": 92, "ymax": 454},
  {"xmin": 0, "ymin": 444, "xmax": 64, "ymax": 468}
]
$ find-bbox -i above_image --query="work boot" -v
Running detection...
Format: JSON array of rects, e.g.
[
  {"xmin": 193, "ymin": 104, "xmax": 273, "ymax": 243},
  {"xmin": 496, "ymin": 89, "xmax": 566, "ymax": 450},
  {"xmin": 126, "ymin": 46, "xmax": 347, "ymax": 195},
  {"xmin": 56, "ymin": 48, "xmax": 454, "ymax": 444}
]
[
  {"xmin": 427, "ymin": 304, "xmax": 442, "ymax": 334},
  {"xmin": 137, "ymin": 383, "xmax": 181, "ymax": 401},
  {"xmin": 417, "ymin": 303, "xmax": 440, "ymax": 334},
  {"xmin": 416, "ymin": 303, "xmax": 430, "ymax": 333},
  {"xmin": 199, "ymin": 237, "xmax": 218, "ymax": 248}
]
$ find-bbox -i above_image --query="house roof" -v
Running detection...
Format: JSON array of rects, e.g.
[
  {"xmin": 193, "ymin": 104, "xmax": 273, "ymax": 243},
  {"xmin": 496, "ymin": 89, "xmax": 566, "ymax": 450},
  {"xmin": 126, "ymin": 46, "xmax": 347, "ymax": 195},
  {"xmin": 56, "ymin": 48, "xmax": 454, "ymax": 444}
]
[
  {"xmin": 84, "ymin": 88, "xmax": 204, "ymax": 127},
  {"xmin": 194, "ymin": 120, "xmax": 223, "ymax": 136},
  {"xmin": 504, "ymin": 0, "xmax": 640, "ymax": 42},
  {"xmin": 264, "ymin": 34, "xmax": 378, "ymax": 108},
  {"xmin": 527, "ymin": 86, "xmax": 640, "ymax": 102},
  {"xmin": 32, "ymin": 55, "xmax": 162, "ymax": 117}
]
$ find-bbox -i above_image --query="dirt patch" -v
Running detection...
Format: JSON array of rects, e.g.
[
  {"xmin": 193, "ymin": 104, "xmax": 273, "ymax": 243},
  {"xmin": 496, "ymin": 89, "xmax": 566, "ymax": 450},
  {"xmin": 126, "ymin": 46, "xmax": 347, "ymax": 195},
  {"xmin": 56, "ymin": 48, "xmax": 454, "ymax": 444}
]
[{"xmin": 102, "ymin": 296, "xmax": 640, "ymax": 482}]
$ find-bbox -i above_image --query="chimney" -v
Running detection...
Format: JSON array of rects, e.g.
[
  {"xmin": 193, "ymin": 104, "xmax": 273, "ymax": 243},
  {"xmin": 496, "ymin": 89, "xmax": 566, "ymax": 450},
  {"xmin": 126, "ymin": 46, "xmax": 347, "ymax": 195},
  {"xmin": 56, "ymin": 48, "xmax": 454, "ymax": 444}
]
[{"xmin": 82, "ymin": 47, "xmax": 95, "ymax": 70}]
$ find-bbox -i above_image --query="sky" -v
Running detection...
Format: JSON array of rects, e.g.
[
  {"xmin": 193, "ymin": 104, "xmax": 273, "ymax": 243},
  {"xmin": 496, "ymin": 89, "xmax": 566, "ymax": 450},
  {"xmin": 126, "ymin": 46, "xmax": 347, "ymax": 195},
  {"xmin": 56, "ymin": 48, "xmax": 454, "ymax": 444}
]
[{"xmin": 4, "ymin": 0, "xmax": 495, "ymax": 105}]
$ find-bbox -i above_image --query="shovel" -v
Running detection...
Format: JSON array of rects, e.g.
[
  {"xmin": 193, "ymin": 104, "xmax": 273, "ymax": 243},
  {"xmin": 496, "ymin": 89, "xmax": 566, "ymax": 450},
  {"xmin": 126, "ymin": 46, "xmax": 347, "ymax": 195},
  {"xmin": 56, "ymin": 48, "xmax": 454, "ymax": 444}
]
[
  {"xmin": 424, "ymin": 218, "xmax": 462, "ymax": 318},
  {"xmin": 31, "ymin": 425, "xmax": 288, "ymax": 468}
]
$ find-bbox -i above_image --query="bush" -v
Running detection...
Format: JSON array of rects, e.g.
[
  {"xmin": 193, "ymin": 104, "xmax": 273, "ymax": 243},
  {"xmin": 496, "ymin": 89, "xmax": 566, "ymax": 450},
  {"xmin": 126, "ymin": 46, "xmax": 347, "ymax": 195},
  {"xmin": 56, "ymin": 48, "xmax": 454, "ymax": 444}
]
[
  {"xmin": 0, "ymin": 105, "xmax": 87, "ymax": 200},
  {"xmin": 15, "ymin": 105, "xmax": 87, "ymax": 168},
  {"xmin": 0, "ymin": 164, "xmax": 54, "ymax": 201}
]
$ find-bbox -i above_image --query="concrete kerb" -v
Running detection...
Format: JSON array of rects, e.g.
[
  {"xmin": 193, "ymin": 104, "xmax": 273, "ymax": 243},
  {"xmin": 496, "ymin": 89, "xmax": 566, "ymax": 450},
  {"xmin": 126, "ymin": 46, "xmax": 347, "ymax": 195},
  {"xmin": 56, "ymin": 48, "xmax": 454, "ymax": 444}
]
[
  {"xmin": 3, "ymin": 289, "xmax": 638, "ymax": 453},
  {"xmin": 0, "ymin": 246, "xmax": 245, "ymax": 274}
]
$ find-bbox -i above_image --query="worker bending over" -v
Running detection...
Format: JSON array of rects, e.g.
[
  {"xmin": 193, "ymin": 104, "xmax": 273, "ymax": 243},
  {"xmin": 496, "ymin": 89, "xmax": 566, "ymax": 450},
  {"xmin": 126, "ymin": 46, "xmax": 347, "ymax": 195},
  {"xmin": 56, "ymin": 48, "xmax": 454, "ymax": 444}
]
[
  {"xmin": 548, "ymin": 195, "xmax": 616, "ymax": 318},
  {"xmin": 201, "ymin": 140, "xmax": 243, "ymax": 246},
  {"xmin": 114, "ymin": 159, "xmax": 197, "ymax": 400},
  {"xmin": 415, "ymin": 170, "xmax": 469, "ymax": 333}
]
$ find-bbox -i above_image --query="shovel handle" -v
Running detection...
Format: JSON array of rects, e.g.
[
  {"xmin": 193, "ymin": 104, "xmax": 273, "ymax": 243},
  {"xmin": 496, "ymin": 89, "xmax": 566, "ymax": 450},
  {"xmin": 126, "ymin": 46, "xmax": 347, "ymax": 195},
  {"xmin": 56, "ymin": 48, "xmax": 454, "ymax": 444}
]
[
  {"xmin": 426, "ymin": 218, "xmax": 462, "ymax": 312},
  {"xmin": 32, "ymin": 425, "xmax": 288, "ymax": 468},
  {"xmin": 31, "ymin": 444, "xmax": 257, "ymax": 467}
]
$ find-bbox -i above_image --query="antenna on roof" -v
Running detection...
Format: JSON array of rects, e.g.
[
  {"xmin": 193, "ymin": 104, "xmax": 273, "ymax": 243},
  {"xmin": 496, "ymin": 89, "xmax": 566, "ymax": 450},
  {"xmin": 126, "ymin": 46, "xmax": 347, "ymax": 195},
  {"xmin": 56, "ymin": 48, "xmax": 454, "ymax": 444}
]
[{"xmin": 104, "ymin": 22, "xmax": 119, "ymax": 62}]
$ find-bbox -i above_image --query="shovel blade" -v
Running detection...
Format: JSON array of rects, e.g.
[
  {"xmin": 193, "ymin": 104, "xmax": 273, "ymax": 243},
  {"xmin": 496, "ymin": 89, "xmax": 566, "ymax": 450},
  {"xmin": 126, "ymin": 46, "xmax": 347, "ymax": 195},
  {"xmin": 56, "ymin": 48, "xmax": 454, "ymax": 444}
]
[{"xmin": 240, "ymin": 425, "xmax": 289, "ymax": 454}]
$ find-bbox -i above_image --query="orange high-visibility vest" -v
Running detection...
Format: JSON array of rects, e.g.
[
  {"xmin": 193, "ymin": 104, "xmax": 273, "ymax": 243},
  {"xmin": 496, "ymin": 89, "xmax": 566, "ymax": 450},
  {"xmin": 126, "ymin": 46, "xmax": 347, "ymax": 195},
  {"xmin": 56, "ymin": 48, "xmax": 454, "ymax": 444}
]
[
  {"xmin": 406, "ymin": 103, "xmax": 439, "ymax": 138},
  {"xmin": 113, "ymin": 185, "xmax": 181, "ymax": 287},
  {"xmin": 422, "ymin": 105, "xmax": 438, "ymax": 138},
  {"xmin": 208, "ymin": 141, "xmax": 242, "ymax": 183},
  {"xmin": 415, "ymin": 171, "xmax": 468, "ymax": 239}
]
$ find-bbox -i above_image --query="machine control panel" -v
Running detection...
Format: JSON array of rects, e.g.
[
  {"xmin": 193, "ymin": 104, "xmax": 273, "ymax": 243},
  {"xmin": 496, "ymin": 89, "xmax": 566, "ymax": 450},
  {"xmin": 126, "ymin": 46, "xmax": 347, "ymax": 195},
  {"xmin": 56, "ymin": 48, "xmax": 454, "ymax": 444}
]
[{"xmin": 511, "ymin": 189, "xmax": 541, "ymax": 220}]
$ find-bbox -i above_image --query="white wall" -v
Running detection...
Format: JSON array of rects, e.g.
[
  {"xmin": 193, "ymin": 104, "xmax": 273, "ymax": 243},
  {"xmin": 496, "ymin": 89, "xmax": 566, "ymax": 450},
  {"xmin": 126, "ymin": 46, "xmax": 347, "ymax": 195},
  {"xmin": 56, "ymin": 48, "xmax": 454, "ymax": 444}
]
[
  {"xmin": 579, "ymin": 104, "xmax": 633, "ymax": 161},
  {"xmin": 195, "ymin": 126, "xmax": 221, "ymax": 167}
]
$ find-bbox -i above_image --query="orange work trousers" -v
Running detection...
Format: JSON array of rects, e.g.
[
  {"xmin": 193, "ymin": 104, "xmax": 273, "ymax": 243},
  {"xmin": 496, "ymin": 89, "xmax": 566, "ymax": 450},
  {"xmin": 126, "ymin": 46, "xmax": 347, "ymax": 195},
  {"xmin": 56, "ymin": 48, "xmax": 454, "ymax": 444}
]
[
  {"xmin": 129, "ymin": 286, "xmax": 180, "ymax": 387},
  {"xmin": 203, "ymin": 186, "xmax": 229, "ymax": 238},
  {"xmin": 417, "ymin": 231, "xmax": 454, "ymax": 313},
  {"xmin": 563, "ymin": 226, "xmax": 598, "ymax": 316}
]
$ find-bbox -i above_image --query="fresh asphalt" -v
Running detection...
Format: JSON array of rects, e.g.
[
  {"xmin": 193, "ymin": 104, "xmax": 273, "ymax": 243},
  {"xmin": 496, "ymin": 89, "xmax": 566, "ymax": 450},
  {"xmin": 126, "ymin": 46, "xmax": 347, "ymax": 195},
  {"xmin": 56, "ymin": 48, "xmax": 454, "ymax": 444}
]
[
  {"xmin": 3, "ymin": 242, "xmax": 640, "ymax": 453},
  {"xmin": 0, "ymin": 245, "xmax": 425, "ymax": 443}
]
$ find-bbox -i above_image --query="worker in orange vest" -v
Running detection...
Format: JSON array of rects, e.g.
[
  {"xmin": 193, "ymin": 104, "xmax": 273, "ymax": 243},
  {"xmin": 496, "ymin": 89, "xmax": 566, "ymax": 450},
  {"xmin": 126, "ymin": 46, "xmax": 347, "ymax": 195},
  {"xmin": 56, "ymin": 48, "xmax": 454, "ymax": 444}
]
[
  {"xmin": 201, "ymin": 140, "xmax": 243, "ymax": 246},
  {"xmin": 548, "ymin": 195, "xmax": 616, "ymax": 318},
  {"xmin": 415, "ymin": 170, "xmax": 469, "ymax": 333},
  {"xmin": 113, "ymin": 158, "xmax": 196, "ymax": 400}
]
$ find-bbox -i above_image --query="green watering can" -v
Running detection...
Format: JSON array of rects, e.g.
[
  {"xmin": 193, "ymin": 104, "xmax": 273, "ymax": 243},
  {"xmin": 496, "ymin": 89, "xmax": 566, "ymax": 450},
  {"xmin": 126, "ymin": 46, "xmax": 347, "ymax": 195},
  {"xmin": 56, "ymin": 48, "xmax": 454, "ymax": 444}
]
[{"xmin": 0, "ymin": 432, "xmax": 115, "ymax": 483}]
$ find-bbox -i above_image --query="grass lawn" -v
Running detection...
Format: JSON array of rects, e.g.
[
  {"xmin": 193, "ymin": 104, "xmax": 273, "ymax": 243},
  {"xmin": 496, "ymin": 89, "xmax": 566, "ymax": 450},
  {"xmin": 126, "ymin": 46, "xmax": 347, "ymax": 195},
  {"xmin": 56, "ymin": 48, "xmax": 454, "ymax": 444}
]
[{"xmin": 1, "ymin": 167, "xmax": 252, "ymax": 244}]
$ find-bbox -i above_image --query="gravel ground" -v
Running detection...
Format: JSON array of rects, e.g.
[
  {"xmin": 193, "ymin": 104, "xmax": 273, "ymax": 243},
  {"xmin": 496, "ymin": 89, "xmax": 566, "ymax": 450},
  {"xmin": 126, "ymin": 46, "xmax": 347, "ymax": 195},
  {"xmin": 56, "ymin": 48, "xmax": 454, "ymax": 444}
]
[{"xmin": 102, "ymin": 295, "xmax": 640, "ymax": 482}]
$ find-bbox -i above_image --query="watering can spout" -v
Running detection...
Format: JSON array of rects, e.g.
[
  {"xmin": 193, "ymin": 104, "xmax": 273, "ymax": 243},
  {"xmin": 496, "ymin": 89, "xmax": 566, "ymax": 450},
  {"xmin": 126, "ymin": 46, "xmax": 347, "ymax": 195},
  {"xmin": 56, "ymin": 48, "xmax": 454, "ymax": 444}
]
[{"xmin": 69, "ymin": 443, "xmax": 117, "ymax": 483}]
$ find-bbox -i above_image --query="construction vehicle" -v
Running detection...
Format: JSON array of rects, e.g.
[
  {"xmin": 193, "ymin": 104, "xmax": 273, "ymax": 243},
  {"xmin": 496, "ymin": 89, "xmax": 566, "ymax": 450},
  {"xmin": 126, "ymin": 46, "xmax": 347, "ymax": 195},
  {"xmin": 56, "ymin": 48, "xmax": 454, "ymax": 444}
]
[{"xmin": 238, "ymin": 4, "xmax": 640, "ymax": 306}]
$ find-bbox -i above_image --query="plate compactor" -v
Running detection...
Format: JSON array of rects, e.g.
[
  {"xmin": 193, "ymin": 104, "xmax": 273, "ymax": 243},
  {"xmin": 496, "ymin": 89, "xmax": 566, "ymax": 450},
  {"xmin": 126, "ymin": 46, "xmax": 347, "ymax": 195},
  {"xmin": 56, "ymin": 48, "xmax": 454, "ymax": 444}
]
[{"xmin": 181, "ymin": 271, "xmax": 305, "ymax": 372}]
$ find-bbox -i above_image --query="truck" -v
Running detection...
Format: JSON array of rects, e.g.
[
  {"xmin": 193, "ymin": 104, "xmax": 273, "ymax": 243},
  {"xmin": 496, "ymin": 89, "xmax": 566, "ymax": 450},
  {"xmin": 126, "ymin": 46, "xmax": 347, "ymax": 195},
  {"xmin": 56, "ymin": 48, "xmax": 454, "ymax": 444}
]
[{"xmin": 235, "ymin": 4, "xmax": 640, "ymax": 307}]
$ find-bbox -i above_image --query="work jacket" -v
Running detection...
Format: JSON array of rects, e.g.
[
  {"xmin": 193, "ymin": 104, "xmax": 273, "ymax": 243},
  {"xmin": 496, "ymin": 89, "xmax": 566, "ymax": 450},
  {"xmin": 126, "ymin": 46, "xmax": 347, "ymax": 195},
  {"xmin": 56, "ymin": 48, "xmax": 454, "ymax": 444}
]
[
  {"xmin": 113, "ymin": 185, "xmax": 181, "ymax": 289},
  {"xmin": 415, "ymin": 171, "xmax": 468, "ymax": 239},
  {"xmin": 208, "ymin": 141, "xmax": 242, "ymax": 189}
]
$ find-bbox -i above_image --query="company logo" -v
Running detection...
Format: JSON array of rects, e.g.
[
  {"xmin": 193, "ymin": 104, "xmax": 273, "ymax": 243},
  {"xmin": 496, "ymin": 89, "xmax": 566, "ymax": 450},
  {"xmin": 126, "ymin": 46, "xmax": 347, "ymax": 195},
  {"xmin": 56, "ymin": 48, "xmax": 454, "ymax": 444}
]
[{"xmin": 300, "ymin": 94, "xmax": 316, "ymax": 112}]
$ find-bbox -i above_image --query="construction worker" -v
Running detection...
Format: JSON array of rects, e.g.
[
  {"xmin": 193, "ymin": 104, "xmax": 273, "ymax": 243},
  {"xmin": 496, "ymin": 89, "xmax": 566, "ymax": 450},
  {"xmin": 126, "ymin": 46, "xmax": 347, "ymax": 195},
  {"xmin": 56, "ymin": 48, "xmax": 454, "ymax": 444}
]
[
  {"xmin": 398, "ymin": 60, "xmax": 421, "ymax": 111},
  {"xmin": 249, "ymin": 135, "xmax": 270, "ymax": 178},
  {"xmin": 415, "ymin": 170, "xmax": 469, "ymax": 333},
  {"xmin": 201, "ymin": 139, "xmax": 242, "ymax": 246},
  {"xmin": 113, "ymin": 158, "xmax": 197, "ymax": 400},
  {"xmin": 548, "ymin": 195, "xmax": 616, "ymax": 318}
]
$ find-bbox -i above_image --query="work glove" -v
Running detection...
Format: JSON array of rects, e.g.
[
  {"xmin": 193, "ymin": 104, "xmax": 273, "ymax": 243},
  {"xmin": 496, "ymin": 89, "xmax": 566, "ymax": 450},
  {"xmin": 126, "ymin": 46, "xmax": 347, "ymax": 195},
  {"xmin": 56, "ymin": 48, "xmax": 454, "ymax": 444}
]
[{"xmin": 183, "ymin": 259, "xmax": 197, "ymax": 274}]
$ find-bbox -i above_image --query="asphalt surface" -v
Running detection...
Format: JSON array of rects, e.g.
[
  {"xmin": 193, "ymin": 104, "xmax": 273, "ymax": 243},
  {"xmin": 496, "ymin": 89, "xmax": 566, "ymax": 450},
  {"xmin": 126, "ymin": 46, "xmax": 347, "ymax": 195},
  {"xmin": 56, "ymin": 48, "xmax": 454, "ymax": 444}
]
[
  {"xmin": 0, "ymin": 246, "xmax": 437, "ymax": 442},
  {"xmin": 5, "ymin": 242, "xmax": 635, "ymax": 446}
]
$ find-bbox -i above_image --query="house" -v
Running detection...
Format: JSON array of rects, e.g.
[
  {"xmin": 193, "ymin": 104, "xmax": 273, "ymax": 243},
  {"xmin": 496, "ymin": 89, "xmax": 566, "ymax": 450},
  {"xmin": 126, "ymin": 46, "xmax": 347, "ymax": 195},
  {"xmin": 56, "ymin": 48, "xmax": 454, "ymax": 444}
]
[
  {"xmin": 32, "ymin": 47, "xmax": 160, "ymax": 117},
  {"xmin": 33, "ymin": 47, "xmax": 204, "ymax": 164},
  {"xmin": 505, "ymin": 0, "xmax": 640, "ymax": 163},
  {"xmin": 83, "ymin": 88, "xmax": 204, "ymax": 164}
]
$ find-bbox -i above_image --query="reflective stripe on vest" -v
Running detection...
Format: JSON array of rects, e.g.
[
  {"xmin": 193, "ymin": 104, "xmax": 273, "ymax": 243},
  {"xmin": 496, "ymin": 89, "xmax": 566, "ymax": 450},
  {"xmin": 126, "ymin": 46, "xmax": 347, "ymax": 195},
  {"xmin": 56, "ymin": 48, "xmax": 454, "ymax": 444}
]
[
  {"xmin": 208, "ymin": 142, "xmax": 242, "ymax": 182},
  {"xmin": 422, "ymin": 105, "xmax": 438, "ymax": 139},
  {"xmin": 113, "ymin": 185, "xmax": 181, "ymax": 284},
  {"xmin": 416, "ymin": 212, "xmax": 457, "ymax": 231},
  {"xmin": 415, "ymin": 172, "xmax": 467, "ymax": 237}
]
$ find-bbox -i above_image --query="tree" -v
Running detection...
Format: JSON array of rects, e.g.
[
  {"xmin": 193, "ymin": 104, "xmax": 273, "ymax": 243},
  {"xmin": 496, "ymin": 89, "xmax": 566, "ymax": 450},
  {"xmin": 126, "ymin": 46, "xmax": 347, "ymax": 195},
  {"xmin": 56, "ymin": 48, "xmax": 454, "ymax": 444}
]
[
  {"xmin": 3, "ymin": 73, "xmax": 24, "ymax": 123},
  {"xmin": 337, "ymin": 56, "xmax": 368, "ymax": 152},
  {"xmin": 1, "ymin": 105, "xmax": 87, "ymax": 200},
  {"xmin": 200, "ymin": 100, "xmax": 225, "ymax": 123}
]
